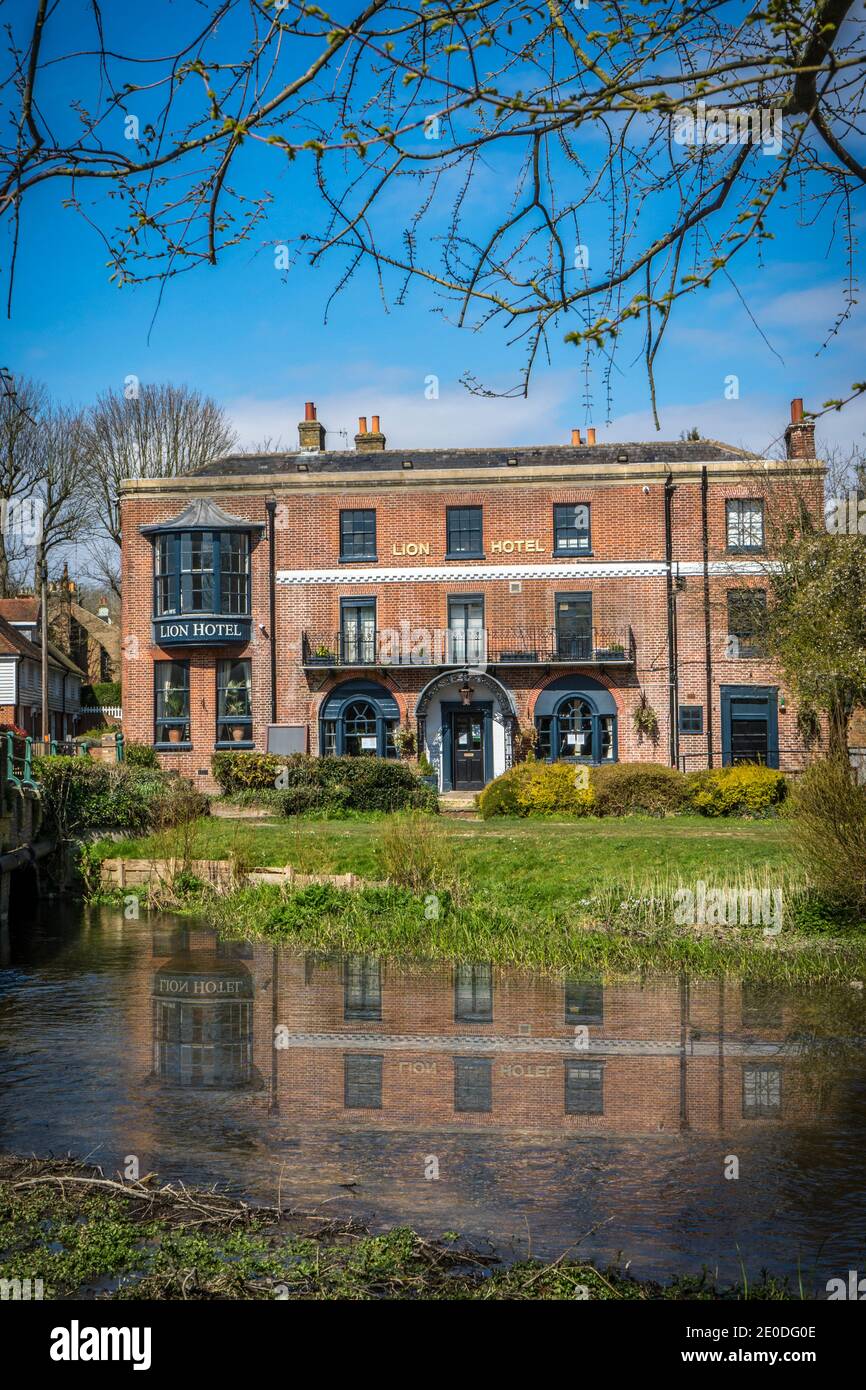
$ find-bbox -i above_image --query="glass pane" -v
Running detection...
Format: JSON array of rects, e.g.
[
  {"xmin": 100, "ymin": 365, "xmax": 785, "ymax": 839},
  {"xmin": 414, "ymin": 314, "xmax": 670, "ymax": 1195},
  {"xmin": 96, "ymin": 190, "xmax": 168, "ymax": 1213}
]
[
  {"xmin": 556, "ymin": 596, "xmax": 592, "ymax": 658},
  {"xmin": 343, "ymin": 699, "xmax": 378, "ymax": 756},
  {"xmin": 217, "ymin": 658, "xmax": 251, "ymax": 742},
  {"xmin": 155, "ymin": 661, "xmax": 189, "ymax": 741},
  {"xmin": 344, "ymin": 1054, "xmax": 382, "ymax": 1109},
  {"xmin": 454, "ymin": 1057, "xmax": 492, "ymax": 1113},
  {"xmin": 555, "ymin": 504, "xmax": 590, "ymax": 552},
  {"xmin": 455, "ymin": 962, "xmax": 493, "ymax": 1022}
]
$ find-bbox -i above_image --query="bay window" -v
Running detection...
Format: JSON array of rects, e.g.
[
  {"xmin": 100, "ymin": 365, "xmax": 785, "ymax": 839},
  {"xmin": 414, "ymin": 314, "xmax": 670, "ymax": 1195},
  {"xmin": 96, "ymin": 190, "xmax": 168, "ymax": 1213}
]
[{"xmin": 153, "ymin": 530, "xmax": 251, "ymax": 617}]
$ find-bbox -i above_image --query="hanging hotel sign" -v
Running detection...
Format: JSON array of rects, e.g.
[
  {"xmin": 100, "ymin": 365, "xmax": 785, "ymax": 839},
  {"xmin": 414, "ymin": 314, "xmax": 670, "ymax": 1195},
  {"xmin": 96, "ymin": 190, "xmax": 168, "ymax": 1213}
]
[{"xmin": 153, "ymin": 617, "xmax": 252, "ymax": 646}]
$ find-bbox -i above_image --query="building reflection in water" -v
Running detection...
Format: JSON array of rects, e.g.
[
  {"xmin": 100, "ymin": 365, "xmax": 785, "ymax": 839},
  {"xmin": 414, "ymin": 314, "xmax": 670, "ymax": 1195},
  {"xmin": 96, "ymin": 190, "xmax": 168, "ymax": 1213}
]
[{"xmin": 143, "ymin": 926, "xmax": 850, "ymax": 1135}]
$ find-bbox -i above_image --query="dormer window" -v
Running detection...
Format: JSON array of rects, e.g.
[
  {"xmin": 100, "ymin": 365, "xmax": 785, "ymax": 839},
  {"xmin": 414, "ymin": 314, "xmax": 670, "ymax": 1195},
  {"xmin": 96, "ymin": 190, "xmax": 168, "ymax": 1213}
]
[{"xmin": 142, "ymin": 498, "xmax": 262, "ymax": 647}]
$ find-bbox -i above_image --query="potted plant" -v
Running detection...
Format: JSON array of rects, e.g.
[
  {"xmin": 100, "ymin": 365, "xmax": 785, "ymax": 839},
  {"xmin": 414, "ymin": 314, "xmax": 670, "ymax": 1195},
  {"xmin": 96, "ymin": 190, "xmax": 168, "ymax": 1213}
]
[
  {"xmin": 596, "ymin": 639, "xmax": 627, "ymax": 660},
  {"xmin": 223, "ymin": 677, "xmax": 250, "ymax": 741},
  {"xmin": 162, "ymin": 687, "xmax": 186, "ymax": 744},
  {"xmin": 309, "ymin": 642, "xmax": 335, "ymax": 666},
  {"xmin": 417, "ymin": 754, "xmax": 438, "ymax": 790},
  {"xmin": 633, "ymin": 691, "xmax": 660, "ymax": 744}
]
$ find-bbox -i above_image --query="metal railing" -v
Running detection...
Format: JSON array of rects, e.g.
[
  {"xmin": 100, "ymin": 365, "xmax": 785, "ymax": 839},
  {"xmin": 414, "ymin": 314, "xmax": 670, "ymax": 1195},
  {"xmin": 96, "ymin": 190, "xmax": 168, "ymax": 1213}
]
[
  {"xmin": 302, "ymin": 627, "xmax": 635, "ymax": 668},
  {"xmin": 3, "ymin": 730, "xmax": 125, "ymax": 787}
]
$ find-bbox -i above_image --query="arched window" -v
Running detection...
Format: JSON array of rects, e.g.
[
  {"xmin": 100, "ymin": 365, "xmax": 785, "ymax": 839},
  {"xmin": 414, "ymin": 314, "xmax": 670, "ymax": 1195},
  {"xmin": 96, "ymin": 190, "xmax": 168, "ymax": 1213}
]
[
  {"xmin": 319, "ymin": 681, "xmax": 399, "ymax": 758},
  {"xmin": 534, "ymin": 678, "xmax": 617, "ymax": 764}
]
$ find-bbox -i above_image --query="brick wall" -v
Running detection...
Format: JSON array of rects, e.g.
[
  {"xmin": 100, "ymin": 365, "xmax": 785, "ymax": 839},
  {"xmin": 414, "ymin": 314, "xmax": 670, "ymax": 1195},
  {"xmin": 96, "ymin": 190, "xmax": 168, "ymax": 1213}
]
[{"xmin": 120, "ymin": 455, "xmax": 823, "ymax": 786}]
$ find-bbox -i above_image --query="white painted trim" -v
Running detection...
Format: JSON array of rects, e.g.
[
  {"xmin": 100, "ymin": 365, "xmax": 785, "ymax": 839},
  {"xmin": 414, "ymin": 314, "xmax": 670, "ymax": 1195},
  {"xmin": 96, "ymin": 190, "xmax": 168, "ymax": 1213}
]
[{"xmin": 276, "ymin": 558, "xmax": 780, "ymax": 585}]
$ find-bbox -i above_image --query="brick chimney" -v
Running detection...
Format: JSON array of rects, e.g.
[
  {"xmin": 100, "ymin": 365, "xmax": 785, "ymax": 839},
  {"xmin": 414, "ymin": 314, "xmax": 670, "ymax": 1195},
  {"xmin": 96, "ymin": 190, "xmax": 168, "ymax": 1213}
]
[
  {"xmin": 784, "ymin": 397, "xmax": 815, "ymax": 460},
  {"xmin": 298, "ymin": 401, "xmax": 326, "ymax": 451},
  {"xmin": 354, "ymin": 413, "xmax": 386, "ymax": 451}
]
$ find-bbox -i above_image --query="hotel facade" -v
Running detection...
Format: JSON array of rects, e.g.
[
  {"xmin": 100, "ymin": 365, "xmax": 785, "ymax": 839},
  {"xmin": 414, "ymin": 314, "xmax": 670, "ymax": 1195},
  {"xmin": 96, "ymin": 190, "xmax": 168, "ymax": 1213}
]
[{"xmin": 120, "ymin": 400, "xmax": 822, "ymax": 792}]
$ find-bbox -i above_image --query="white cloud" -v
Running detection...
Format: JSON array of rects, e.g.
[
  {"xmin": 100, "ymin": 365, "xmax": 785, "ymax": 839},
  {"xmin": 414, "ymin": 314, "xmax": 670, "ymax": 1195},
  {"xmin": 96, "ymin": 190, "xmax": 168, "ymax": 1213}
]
[{"xmin": 227, "ymin": 376, "xmax": 572, "ymax": 451}]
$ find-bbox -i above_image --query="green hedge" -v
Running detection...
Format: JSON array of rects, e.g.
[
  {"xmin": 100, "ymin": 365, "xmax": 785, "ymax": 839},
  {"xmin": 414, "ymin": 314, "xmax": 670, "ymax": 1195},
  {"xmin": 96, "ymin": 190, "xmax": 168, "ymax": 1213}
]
[
  {"xmin": 479, "ymin": 759, "xmax": 787, "ymax": 819},
  {"xmin": 591, "ymin": 762, "xmax": 689, "ymax": 816},
  {"xmin": 211, "ymin": 751, "xmax": 438, "ymax": 814},
  {"xmin": 81, "ymin": 681, "xmax": 122, "ymax": 707},
  {"xmin": 33, "ymin": 757, "xmax": 209, "ymax": 835},
  {"xmin": 124, "ymin": 742, "xmax": 160, "ymax": 768}
]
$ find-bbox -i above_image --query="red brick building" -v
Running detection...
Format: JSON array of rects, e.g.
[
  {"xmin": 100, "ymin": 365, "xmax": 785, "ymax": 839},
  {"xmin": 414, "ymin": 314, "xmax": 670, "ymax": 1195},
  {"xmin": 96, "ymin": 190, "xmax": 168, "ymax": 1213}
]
[{"xmin": 119, "ymin": 400, "xmax": 822, "ymax": 790}]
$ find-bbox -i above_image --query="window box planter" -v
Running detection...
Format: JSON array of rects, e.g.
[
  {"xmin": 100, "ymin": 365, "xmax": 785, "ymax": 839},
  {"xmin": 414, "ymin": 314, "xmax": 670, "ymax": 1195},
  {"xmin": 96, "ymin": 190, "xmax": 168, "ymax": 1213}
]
[
  {"xmin": 499, "ymin": 650, "xmax": 538, "ymax": 663},
  {"xmin": 308, "ymin": 651, "xmax": 336, "ymax": 666},
  {"xmin": 596, "ymin": 647, "xmax": 627, "ymax": 661}
]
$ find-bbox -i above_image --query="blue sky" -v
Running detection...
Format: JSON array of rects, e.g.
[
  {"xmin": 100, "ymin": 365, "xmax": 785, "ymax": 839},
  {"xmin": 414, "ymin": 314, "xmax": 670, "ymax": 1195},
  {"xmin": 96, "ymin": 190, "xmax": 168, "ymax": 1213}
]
[{"xmin": 4, "ymin": 0, "xmax": 865, "ymax": 459}]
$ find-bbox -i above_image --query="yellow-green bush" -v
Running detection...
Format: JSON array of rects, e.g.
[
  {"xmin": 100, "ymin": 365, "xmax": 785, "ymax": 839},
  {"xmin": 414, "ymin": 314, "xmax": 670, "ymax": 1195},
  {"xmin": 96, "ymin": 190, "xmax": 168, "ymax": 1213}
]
[
  {"xmin": 687, "ymin": 764, "xmax": 787, "ymax": 817},
  {"xmin": 478, "ymin": 762, "xmax": 596, "ymax": 818}
]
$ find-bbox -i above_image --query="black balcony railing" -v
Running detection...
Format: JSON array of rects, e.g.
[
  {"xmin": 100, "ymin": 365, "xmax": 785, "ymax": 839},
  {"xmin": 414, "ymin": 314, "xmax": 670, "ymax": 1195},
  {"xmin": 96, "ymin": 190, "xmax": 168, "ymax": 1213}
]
[{"xmin": 302, "ymin": 627, "xmax": 635, "ymax": 669}]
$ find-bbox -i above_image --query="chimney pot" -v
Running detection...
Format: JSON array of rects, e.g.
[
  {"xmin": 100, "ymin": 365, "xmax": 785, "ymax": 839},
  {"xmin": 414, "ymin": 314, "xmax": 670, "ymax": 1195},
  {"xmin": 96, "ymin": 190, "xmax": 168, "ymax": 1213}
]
[
  {"xmin": 571, "ymin": 429, "xmax": 582, "ymax": 447},
  {"xmin": 784, "ymin": 395, "xmax": 815, "ymax": 460},
  {"xmin": 298, "ymin": 402, "xmax": 326, "ymax": 451},
  {"xmin": 371, "ymin": 415, "xmax": 380, "ymax": 434},
  {"xmin": 586, "ymin": 427, "xmax": 597, "ymax": 445},
  {"xmin": 358, "ymin": 416, "xmax": 367, "ymax": 435}
]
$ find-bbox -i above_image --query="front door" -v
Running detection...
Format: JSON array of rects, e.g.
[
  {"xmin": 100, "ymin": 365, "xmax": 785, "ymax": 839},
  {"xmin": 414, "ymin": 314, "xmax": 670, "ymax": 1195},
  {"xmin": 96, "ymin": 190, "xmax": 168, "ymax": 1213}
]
[
  {"xmin": 721, "ymin": 688, "xmax": 778, "ymax": 768},
  {"xmin": 452, "ymin": 712, "xmax": 485, "ymax": 788},
  {"xmin": 730, "ymin": 716, "xmax": 769, "ymax": 764}
]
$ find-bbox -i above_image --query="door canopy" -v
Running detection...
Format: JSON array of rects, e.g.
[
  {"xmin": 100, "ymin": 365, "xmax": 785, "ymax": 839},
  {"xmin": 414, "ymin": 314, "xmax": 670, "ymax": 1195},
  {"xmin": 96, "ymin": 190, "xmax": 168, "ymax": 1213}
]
[{"xmin": 414, "ymin": 668, "xmax": 518, "ymax": 720}]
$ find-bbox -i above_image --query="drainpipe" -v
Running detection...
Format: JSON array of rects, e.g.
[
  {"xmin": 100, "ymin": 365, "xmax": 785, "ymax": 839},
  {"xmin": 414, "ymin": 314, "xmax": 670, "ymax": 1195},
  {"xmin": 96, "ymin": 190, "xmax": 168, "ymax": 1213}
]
[
  {"xmin": 701, "ymin": 466, "xmax": 715, "ymax": 769},
  {"xmin": 265, "ymin": 500, "xmax": 278, "ymax": 726},
  {"xmin": 664, "ymin": 473, "xmax": 679, "ymax": 769}
]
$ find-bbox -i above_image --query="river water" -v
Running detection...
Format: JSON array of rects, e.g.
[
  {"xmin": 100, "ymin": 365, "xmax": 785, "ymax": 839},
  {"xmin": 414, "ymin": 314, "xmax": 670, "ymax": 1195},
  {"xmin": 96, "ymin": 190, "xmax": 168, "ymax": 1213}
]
[{"xmin": 1, "ymin": 903, "xmax": 865, "ymax": 1291}]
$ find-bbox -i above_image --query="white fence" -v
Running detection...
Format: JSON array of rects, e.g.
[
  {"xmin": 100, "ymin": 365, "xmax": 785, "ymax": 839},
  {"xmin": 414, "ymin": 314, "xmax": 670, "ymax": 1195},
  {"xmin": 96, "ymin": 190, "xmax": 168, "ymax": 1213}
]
[{"xmin": 79, "ymin": 705, "xmax": 122, "ymax": 719}]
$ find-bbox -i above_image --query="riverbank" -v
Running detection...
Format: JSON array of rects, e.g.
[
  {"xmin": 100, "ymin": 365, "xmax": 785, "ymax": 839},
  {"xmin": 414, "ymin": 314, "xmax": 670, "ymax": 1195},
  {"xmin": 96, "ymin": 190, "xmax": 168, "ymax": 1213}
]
[
  {"xmin": 86, "ymin": 813, "xmax": 866, "ymax": 982},
  {"xmin": 0, "ymin": 1156, "xmax": 797, "ymax": 1301}
]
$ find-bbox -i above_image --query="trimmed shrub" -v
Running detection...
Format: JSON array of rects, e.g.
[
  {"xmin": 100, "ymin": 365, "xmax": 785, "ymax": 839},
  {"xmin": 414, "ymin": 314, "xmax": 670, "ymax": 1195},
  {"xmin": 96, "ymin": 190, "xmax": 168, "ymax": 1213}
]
[
  {"xmin": 81, "ymin": 681, "xmax": 122, "ymax": 708},
  {"xmin": 124, "ymin": 742, "xmax": 159, "ymax": 768},
  {"xmin": 211, "ymin": 751, "xmax": 288, "ymax": 792},
  {"xmin": 210, "ymin": 751, "xmax": 438, "ymax": 814},
  {"xmin": 687, "ymin": 764, "xmax": 787, "ymax": 817},
  {"xmin": 590, "ymin": 762, "xmax": 688, "ymax": 816},
  {"xmin": 33, "ymin": 757, "xmax": 209, "ymax": 836},
  {"xmin": 478, "ymin": 762, "xmax": 595, "ymax": 818}
]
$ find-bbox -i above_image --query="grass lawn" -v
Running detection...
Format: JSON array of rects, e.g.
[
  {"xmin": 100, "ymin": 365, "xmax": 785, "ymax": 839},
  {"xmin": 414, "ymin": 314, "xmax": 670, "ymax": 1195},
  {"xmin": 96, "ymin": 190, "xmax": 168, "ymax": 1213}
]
[
  {"xmin": 94, "ymin": 813, "xmax": 866, "ymax": 980},
  {"xmin": 100, "ymin": 812, "xmax": 798, "ymax": 917}
]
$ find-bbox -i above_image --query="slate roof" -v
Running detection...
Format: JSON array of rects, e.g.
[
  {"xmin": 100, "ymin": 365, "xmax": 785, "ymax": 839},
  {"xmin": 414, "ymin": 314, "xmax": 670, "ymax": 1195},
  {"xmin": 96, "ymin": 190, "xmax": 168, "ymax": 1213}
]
[
  {"xmin": 139, "ymin": 496, "xmax": 265, "ymax": 532},
  {"xmin": 192, "ymin": 439, "xmax": 761, "ymax": 478}
]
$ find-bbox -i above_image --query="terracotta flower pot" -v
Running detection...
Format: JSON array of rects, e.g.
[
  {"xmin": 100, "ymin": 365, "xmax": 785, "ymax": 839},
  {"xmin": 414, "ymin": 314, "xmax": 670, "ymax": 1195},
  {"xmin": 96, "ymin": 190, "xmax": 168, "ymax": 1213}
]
[{"xmin": 167, "ymin": 727, "xmax": 182, "ymax": 744}]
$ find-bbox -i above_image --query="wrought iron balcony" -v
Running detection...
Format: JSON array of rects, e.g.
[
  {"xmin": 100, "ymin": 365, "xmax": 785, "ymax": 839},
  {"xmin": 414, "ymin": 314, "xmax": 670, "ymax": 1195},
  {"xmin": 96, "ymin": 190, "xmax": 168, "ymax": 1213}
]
[{"xmin": 302, "ymin": 628, "xmax": 635, "ymax": 669}]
